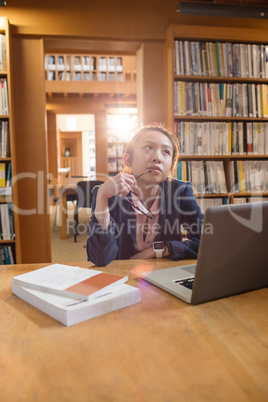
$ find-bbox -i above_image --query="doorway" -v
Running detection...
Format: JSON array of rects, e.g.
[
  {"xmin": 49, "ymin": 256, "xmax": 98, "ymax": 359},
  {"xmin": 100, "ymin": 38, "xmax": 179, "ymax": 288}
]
[{"xmin": 56, "ymin": 114, "xmax": 96, "ymax": 177}]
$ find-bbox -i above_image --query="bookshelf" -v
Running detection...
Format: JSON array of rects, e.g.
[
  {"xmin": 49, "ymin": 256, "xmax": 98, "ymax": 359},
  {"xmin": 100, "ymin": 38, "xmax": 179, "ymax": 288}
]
[
  {"xmin": 0, "ymin": 17, "xmax": 16, "ymax": 264},
  {"xmin": 166, "ymin": 24, "xmax": 268, "ymax": 211},
  {"xmin": 106, "ymin": 113, "xmax": 138, "ymax": 176},
  {"xmin": 107, "ymin": 141, "xmax": 126, "ymax": 176},
  {"xmin": 45, "ymin": 53, "xmax": 136, "ymax": 95}
]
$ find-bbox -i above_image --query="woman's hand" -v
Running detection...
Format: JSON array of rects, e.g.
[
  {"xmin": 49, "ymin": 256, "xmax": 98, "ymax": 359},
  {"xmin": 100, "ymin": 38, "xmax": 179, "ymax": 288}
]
[
  {"xmin": 98, "ymin": 172, "xmax": 137, "ymax": 200},
  {"xmin": 95, "ymin": 173, "xmax": 136, "ymax": 228}
]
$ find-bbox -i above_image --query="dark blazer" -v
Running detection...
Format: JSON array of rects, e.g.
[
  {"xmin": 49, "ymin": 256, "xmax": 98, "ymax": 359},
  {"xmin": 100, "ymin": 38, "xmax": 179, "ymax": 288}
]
[{"xmin": 87, "ymin": 179, "xmax": 204, "ymax": 267}]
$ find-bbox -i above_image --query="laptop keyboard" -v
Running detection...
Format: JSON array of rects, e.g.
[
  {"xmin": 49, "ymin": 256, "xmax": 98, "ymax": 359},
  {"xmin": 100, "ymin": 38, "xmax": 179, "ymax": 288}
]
[{"xmin": 175, "ymin": 278, "xmax": 195, "ymax": 290}]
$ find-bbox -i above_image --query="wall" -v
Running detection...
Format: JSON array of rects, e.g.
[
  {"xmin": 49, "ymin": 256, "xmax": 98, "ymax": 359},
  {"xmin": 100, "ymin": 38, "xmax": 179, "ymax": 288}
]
[{"xmin": 2, "ymin": 0, "xmax": 268, "ymax": 38}]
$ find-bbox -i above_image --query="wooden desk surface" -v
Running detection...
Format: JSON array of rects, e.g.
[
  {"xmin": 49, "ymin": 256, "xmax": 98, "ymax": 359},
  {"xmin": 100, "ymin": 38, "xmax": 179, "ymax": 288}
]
[{"xmin": 1, "ymin": 259, "xmax": 268, "ymax": 402}]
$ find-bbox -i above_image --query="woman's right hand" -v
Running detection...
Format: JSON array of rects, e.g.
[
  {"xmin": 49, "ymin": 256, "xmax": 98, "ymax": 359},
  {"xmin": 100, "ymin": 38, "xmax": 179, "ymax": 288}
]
[{"xmin": 98, "ymin": 172, "xmax": 137, "ymax": 200}]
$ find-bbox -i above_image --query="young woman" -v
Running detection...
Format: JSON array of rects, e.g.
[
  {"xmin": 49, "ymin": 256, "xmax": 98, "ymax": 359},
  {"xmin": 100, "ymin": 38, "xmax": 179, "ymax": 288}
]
[{"xmin": 87, "ymin": 124, "xmax": 204, "ymax": 266}]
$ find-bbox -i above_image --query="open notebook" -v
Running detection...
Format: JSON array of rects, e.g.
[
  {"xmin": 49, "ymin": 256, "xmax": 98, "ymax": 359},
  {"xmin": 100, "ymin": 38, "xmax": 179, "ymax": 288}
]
[{"xmin": 143, "ymin": 202, "xmax": 268, "ymax": 304}]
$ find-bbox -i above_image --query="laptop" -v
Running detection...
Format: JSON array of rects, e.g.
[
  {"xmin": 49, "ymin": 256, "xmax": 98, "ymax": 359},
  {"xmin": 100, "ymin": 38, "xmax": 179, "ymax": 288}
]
[{"xmin": 142, "ymin": 201, "xmax": 268, "ymax": 304}]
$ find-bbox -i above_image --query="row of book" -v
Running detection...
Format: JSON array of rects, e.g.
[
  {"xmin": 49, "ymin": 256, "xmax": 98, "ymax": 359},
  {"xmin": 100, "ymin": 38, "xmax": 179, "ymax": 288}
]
[
  {"xmin": 196, "ymin": 197, "xmax": 228, "ymax": 213},
  {"xmin": 0, "ymin": 245, "xmax": 15, "ymax": 265},
  {"xmin": 45, "ymin": 55, "xmax": 123, "ymax": 73},
  {"xmin": 0, "ymin": 78, "xmax": 8, "ymax": 115},
  {"xmin": 108, "ymin": 143, "xmax": 125, "ymax": 157},
  {"xmin": 196, "ymin": 196, "xmax": 268, "ymax": 213},
  {"xmin": 174, "ymin": 81, "xmax": 268, "ymax": 118},
  {"xmin": 233, "ymin": 197, "xmax": 268, "ymax": 204},
  {"xmin": 174, "ymin": 121, "xmax": 268, "ymax": 156},
  {"xmin": 176, "ymin": 160, "xmax": 227, "ymax": 194},
  {"xmin": 0, "ymin": 120, "xmax": 9, "ymax": 157},
  {"xmin": 0, "ymin": 34, "xmax": 6, "ymax": 72},
  {"xmin": 0, "ymin": 162, "xmax": 11, "ymax": 191},
  {"xmin": 47, "ymin": 70, "xmax": 124, "ymax": 82},
  {"xmin": 0, "ymin": 203, "xmax": 15, "ymax": 240},
  {"xmin": 230, "ymin": 160, "xmax": 268, "ymax": 193},
  {"xmin": 177, "ymin": 160, "xmax": 268, "ymax": 194},
  {"xmin": 174, "ymin": 40, "xmax": 268, "ymax": 78}
]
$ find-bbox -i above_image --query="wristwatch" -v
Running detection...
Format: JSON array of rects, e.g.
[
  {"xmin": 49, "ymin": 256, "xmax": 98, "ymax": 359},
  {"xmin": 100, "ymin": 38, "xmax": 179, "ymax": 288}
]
[{"xmin": 153, "ymin": 241, "xmax": 165, "ymax": 259}]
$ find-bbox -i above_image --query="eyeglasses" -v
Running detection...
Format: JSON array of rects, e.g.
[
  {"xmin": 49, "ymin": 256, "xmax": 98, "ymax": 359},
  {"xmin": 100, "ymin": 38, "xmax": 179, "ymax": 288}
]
[{"xmin": 123, "ymin": 171, "xmax": 154, "ymax": 219}]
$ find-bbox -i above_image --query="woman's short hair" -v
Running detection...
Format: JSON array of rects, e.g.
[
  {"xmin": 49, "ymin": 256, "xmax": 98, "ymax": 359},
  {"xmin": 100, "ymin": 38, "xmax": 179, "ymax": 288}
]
[{"xmin": 122, "ymin": 123, "xmax": 180, "ymax": 179}]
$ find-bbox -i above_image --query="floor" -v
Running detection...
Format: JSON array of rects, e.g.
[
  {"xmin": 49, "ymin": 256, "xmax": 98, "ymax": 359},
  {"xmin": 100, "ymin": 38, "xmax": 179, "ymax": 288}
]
[{"xmin": 50, "ymin": 203, "xmax": 91, "ymax": 263}]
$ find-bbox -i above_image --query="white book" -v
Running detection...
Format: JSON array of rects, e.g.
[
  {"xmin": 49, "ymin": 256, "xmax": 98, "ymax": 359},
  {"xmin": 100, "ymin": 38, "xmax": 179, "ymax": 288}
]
[
  {"xmin": 187, "ymin": 122, "xmax": 192, "ymax": 155},
  {"xmin": 253, "ymin": 122, "xmax": 259, "ymax": 154},
  {"xmin": 217, "ymin": 161, "xmax": 227, "ymax": 193},
  {"xmin": 242, "ymin": 83, "xmax": 248, "ymax": 117},
  {"xmin": 12, "ymin": 282, "xmax": 141, "ymax": 327},
  {"xmin": 0, "ymin": 186, "xmax": 12, "ymax": 196},
  {"xmin": 184, "ymin": 41, "xmax": 190, "ymax": 76},
  {"xmin": 248, "ymin": 44, "xmax": 253, "ymax": 78},
  {"xmin": 202, "ymin": 122, "xmax": 208, "ymax": 155},
  {"xmin": 252, "ymin": 83, "xmax": 257, "ymax": 118},
  {"xmin": 265, "ymin": 161, "xmax": 268, "ymax": 191},
  {"xmin": 265, "ymin": 123, "xmax": 268, "ymax": 155},
  {"xmin": 191, "ymin": 161, "xmax": 198, "ymax": 194},
  {"xmin": 12, "ymin": 264, "xmax": 128, "ymax": 301},
  {"xmin": 260, "ymin": 123, "xmax": 265, "ymax": 155},
  {"xmin": 199, "ymin": 160, "xmax": 205, "ymax": 194},
  {"xmin": 197, "ymin": 123, "xmax": 203, "ymax": 155},
  {"xmin": 247, "ymin": 122, "xmax": 253, "ymax": 154},
  {"xmin": 179, "ymin": 41, "xmax": 184, "ymax": 75},
  {"xmin": 265, "ymin": 45, "xmax": 268, "ymax": 79},
  {"xmin": 214, "ymin": 122, "xmax": 220, "ymax": 155},
  {"xmin": 2, "ymin": 79, "xmax": 8, "ymax": 115},
  {"xmin": 240, "ymin": 44, "xmax": 245, "ymax": 78},
  {"xmin": 0, "ymin": 203, "xmax": 11, "ymax": 240},
  {"xmin": 175, "ymin": 41, "xmax": 180, "ymax": 75},
  {"xmin": 252, "ymin": 44, "xmax": 258, "ymax": 78},
  {"xmin": 238, "ymin": 122, "xmax": 244, "ymax": 155},
  {"xmin": 229, "ymin": 161, "xmax": 235, "ymax": 193},
  {"xmin": 219, "ymin": 123, "xmax": 224, "ymax": 155},
  {"xmin": 256, "ymin": 84, "xmax": 262, "ymax": 117}
]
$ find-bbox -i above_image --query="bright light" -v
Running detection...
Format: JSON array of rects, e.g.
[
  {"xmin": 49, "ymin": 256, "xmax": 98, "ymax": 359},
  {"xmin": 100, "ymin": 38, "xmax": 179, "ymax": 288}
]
[{"xmin": 107, "ymin": 113, "xmax": 138, "ymax": 143}]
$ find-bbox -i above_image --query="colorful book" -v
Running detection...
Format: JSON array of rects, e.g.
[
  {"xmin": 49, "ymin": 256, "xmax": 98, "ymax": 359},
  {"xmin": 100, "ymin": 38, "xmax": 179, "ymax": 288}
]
[{"xmin": 0, "ymin": 162, "xmax": 5, "ymax": 187}]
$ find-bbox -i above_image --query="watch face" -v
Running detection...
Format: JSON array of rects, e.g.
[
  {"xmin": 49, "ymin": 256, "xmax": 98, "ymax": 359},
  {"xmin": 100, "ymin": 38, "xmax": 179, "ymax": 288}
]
[{"xmin": 153, "ymin": 242, "xmax": 164, "ymax": 250}]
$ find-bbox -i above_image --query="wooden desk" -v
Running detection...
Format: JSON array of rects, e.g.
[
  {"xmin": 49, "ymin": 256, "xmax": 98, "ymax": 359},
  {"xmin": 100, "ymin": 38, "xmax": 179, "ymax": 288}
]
[
  {"xmin": 1, "ymin": 259, "xmax": 268, "ymax": 401},
  {"xmin": 49, "ymin": 176, "xmax": 106, "ymax": 239}
]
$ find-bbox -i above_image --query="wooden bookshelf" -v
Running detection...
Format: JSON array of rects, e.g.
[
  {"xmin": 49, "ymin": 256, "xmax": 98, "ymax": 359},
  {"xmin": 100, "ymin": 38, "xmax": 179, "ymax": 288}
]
[
  {"xmin": 0, "ymin": 17, "xmax": 16, "ymax": 264},
  {"xmin": 166, "ymin": 24, "xmax": 268, "ymax": 210},
  {"xmin": 45, "ymin": 53, "xmax": 137, "ymax": 96},
  {"xmin": 107, "ymin": 141, "xmax": 126, "ymax": 176}
]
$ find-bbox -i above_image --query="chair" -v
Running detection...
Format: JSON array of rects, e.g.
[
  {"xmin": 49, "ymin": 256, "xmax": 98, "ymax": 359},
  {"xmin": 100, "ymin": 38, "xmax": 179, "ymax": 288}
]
[
  {"xmin": 73, "ymin": 180, "xmax": 104, "ymax": 242},
  {"xmin": 50, "ymin": 167, "xmax": 77, "ymax": 231}
]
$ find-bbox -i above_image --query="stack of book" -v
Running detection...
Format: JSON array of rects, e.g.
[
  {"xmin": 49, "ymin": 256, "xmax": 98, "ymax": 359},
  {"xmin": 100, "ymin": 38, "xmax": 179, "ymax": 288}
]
[{"xmin": 12, "ymin": 264, "xmax": 141, "ymax": 326}]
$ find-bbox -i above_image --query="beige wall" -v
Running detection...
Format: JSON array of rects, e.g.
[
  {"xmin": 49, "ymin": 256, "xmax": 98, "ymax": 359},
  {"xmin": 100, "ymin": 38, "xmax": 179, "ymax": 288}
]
[{"xmin": 2, "ymin": 0, "xmax": 268, "ymax": 39}]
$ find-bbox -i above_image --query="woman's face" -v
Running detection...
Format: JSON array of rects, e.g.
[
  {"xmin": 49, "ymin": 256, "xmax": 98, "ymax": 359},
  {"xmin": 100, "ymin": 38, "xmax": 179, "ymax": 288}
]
[{"xmin": 130, "ymin": 130, "xmax": 173, "ymax": 184}]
